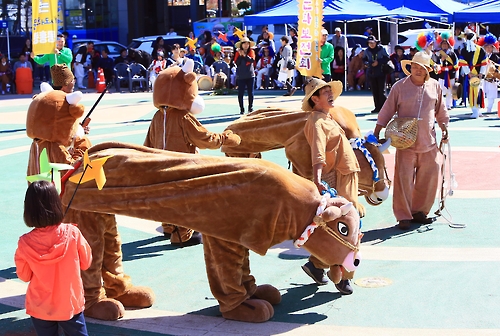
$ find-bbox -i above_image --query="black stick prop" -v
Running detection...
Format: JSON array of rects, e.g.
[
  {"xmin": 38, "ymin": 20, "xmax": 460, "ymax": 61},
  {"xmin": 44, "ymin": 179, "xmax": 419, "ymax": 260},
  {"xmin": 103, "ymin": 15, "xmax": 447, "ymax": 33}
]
[{"xmin": 81, "ymin": 81, "xmax": 113, "ymax": 127}]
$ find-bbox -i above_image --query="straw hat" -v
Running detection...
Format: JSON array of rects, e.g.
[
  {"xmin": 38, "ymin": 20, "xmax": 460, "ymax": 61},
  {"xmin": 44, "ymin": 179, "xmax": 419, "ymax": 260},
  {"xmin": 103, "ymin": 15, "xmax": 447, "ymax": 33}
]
[
  {"xmin": 302, "ymin": 77, "xmax": 343, "ymax": 111},
  {"xmin": 50, "ymin": 64, "xmax": 74, "ymax": 87},
  {"xmin": 401, "ymin": 51, "xmax": 433, "ymax": 81},
  {"xmin": 235, "ymin": 37, "xmax": 256, "ymax": 49}
]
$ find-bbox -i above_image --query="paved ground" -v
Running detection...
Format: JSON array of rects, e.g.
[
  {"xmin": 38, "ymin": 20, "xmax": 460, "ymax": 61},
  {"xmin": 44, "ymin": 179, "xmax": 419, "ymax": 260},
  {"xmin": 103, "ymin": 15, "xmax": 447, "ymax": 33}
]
[{"xmin": 1, "ymin": 86, "xmax": 499, "ymax": 336}]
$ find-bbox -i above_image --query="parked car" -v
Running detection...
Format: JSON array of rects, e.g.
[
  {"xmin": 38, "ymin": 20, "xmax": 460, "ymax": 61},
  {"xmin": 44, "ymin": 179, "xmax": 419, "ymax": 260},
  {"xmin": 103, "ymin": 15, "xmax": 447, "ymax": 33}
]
[
  {"xmin": 397, "ymin": 28, "xmax": 449, "ymax": 50},
  {"xmin": 128, "ymin": 35, "xmax": 188, "ymax": 55},
  {"xmin": 72, "ymin": 40, "xmax": 127, "ymax": 60}
]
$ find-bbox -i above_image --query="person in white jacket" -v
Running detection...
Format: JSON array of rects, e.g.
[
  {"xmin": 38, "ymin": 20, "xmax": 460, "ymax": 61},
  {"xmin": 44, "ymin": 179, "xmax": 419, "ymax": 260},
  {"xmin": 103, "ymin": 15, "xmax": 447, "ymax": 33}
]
[
  {"xmin": 255, "ymin": 47, "xmax": 274, "ymax": 89},
  {"xmin": 148, "ymin": 51, "xmax": 167, "ymax": 90}
]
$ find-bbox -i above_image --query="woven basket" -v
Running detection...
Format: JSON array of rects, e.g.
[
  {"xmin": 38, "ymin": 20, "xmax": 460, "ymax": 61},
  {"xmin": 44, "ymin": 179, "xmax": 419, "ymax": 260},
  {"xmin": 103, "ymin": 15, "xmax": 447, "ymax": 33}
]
[
  {"xmin": 321, "ymin": 170, "xmax": 337, "ymax": 190},
  {"xmin": 385, "ymin": 117, "xmax": 418, "ymax": 149}
]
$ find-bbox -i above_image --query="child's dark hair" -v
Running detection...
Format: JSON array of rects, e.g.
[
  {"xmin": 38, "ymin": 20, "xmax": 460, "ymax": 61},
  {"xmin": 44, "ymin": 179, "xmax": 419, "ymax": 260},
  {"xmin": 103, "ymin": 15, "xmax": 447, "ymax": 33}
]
[{"xmin": 24, "ymin": 181, "xmax": 64, "ymax": 228}]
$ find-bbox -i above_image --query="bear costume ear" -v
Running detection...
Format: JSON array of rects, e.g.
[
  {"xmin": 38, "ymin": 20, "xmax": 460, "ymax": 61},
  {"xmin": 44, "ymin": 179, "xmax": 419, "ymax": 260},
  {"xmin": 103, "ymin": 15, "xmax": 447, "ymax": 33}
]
[
  {"xmin": 181, "ymin": 58, "xmax": 194, "ymax": 73},
  {"xmin": 321, "ymin": 202, "xmax": 352, "ymax": 222},
  {"xmin": 40, "ymin": 82, "xmax": 53, "ymax": 93}
]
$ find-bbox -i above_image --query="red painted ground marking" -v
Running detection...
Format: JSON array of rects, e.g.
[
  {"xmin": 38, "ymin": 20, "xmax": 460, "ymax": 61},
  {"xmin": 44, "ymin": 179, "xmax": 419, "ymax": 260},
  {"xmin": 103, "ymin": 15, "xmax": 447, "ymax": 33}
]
[{"xmin": 382, "ymin": 151, "xmax": 500, "ymax": 190}]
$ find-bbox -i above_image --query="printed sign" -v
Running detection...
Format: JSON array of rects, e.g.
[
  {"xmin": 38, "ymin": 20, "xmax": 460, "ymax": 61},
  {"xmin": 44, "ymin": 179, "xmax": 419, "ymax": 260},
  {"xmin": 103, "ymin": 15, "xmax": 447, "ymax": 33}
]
[
  {"xmin": 32, "ymin": 0, "xmax": 59, "ymax": 55},
  {"xmin": 297, "ymin": 0, "xmax": 323, "ymax": 78}
]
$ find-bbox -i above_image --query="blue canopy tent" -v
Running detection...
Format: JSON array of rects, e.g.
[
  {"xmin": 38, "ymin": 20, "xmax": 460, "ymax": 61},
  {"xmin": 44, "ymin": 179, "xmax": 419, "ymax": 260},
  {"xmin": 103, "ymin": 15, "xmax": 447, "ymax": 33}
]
[
  {"xmin": 454, "ymin": 0, "xmax": 500, "ymax": 23},
  {"xmin": 244, "ymin": 0, "xmax": 466, "ymax": 26}
]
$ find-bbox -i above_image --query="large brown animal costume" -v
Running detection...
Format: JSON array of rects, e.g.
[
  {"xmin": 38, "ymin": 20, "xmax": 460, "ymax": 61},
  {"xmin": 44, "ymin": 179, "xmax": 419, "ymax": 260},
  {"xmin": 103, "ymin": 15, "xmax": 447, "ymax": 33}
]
[
  {"xmin": 221, "ymin": 107, "xmax": 391, "ymax": 213},
  {"xmin": 26, "ymin": 86, "xmax": 155, "ymax": 321},
  {"xmin": 60, "ymin": 141, "xmax": 362, "ymax": 323},
  {"xmin": 144, "ymin": 58, "xmax": 241, "ymax": 243}
]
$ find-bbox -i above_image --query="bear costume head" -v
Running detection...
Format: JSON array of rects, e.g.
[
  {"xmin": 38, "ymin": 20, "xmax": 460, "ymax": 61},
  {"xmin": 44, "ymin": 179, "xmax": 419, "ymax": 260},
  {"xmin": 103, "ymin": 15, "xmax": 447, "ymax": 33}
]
[
  {"xmin": 152, "ymin": 58, "xmax": 205, "ymax": 115},
  {"xmin": 26, "ymin": 84, "xmax": 84, "ymax": 146}
]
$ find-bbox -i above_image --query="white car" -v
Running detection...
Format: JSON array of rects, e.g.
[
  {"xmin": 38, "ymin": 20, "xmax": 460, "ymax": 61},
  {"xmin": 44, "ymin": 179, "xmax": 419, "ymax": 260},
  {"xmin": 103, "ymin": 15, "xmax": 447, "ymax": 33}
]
[
  {"xmin": 128, "ymin": 35, "xmax": 188, "ymax": 55},
  {"xmin": 397, "ymin": 28, "xmax": 450, "ymax": 50}
]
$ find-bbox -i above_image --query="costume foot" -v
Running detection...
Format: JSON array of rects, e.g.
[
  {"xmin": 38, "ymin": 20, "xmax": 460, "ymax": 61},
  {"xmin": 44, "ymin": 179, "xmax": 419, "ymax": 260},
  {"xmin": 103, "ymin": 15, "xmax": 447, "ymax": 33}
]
[
  {"xmin": 171, "ymin": 231, "xmax": 202, "ymax": 247},
  {"xmin": 84, "ymin": 298, "xmax": 125, "ymax": 321},
  {"xmin": 326, "ymin": 265, "xmax": 342, "ymax": 284},
  {"xmin": 301, "ymin": 261, "xmax": 328, "ymax": 285},
  {"xmin": 251, "ymin": 284, "xmax": 281, "ymax": 305},
  {"xmin": 411, "ymin": 212, "xmax": 435, "ymax": 225},
  {"xmin": 222, "ymin": 299, "xmax": 274, "ymax": 323},
  {"xmin": 335, "ymin": 279, "xmax": 354, "ymax": 295},
  {"xmin": 289, "ymin": 87, "xmax": 297, "ymax": 96},
  {"xmin": 114, "ymin": 286, "xmax": 155, "ymax": 308},
  {"xmin": 397, "ymin": 220, "xmax": 412, "ymax": 230}
]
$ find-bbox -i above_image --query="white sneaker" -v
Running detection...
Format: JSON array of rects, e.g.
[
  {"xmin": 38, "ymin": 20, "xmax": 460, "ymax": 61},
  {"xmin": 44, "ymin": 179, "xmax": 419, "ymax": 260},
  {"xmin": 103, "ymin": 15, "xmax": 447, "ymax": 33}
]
[
  {"xmin": 348, "ymin": 87, "xmax": 354, "ymax": 91},
  {"xmin": 356, "ymin": 85, "xmax": 361, "ymax": 90},
  {"xmin": 1, "ymin": 91, "xmax": 5, "ymax": 95}
]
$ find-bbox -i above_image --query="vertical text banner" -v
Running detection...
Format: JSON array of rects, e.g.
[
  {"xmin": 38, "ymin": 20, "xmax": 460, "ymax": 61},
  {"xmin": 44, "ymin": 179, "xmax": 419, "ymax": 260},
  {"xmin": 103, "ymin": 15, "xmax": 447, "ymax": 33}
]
[
  {"xmin": 297, "ymin": 0, "xmax": 323, "ymax": 78},
  {"xmin": 32, "ymin": 0, "xmax": 59, "ymax": 55}
]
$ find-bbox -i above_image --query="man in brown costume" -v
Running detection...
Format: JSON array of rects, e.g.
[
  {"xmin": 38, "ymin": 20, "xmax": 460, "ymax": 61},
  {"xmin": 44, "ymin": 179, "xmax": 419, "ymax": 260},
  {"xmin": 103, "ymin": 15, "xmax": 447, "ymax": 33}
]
[
  {"xmin": 26, "ymin": 84, "xmax": 155, "ymax": 321},
  {"xmin": 144, "ymin": 58, "xmax": 241, "ymax": 245},
  {"xmin": 60, "ymin": 141, "xmax": 362, "ymax": 323}
]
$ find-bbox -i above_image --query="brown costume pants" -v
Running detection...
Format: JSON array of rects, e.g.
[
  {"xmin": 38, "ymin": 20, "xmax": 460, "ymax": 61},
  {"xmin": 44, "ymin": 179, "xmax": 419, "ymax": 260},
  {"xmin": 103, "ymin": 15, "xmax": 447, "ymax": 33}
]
[
  {"xmin": 347, "ymin": 72, "xmax": 365, "ymax": 89},
  {"xmin": 65, "ymin": 209, "xmax": 132, "ymax": 308},
  {"xmin": 203, "ymin": 235, "xmax": 257, "ymax": 313},
  {"xmin": 310, "ymin": 171, "xmax": 357, "ymax": 277},
  {"xmin": 393, "ymin": 147, "xmax": 441, "ymax": 221}
]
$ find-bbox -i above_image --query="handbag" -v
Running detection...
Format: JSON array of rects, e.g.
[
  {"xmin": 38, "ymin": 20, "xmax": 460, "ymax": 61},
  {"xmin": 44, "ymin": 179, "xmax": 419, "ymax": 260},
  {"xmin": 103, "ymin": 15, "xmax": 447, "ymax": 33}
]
[
  {"xmin": 286, "ymin": 59, "xmax": 296, "ymax": 70},
  {"xmin": 385, "ymin": 84, "xmax": 424, "ymax": 149},
  {"xmin": 382, "ymin": 60, "xmax": 395, "ymax": 75}
]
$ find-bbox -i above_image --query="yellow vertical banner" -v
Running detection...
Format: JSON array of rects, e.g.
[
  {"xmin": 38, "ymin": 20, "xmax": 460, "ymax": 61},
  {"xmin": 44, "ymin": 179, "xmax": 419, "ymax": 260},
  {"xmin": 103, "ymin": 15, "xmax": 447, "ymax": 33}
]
[
  {"xmin": 297, "ymin": 0, "xmax": 323, "ymax": 78},
  {"xmin": 32, "ymin": 0, "xmax": 59, "ymax": 55}
]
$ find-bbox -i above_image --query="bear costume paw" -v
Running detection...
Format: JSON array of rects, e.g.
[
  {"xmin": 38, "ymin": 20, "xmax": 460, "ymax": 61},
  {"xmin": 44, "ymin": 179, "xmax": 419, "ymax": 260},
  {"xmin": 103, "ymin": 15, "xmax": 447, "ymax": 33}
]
[
  {"xmin": 251, "ymin": 284, "xmax": 281, "ymax": 305},
  {"xmin": 84, "ymin": 298, "xmax": 125, "ymax": 321},
  {"xmin": 222, "ymin": 130, "xmax": 241, "ymax": 147},
  {"xmin": 114, "ymin": 286, "xmax": 155, "ymax": 308},
  {"xmin": 222, "ymin": 299, "xmax": 274, "ymax": 323}
]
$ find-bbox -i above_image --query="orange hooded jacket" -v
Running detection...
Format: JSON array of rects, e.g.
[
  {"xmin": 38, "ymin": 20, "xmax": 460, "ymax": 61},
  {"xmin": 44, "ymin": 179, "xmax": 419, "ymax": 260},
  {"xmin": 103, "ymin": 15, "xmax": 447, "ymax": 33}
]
[{"xmin": 15, "ymin": 223, "xmax": 92, "ymax": 321}]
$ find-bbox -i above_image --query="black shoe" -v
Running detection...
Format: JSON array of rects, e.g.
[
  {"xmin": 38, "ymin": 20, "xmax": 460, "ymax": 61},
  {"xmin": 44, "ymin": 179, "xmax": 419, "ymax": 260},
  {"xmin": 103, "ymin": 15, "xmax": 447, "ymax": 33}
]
[
  {"xmin": 371, "ymin": 109, "xmax": 380, "ymax": 113},
  {"xmin": 283, "ymin": 92, "xmax": 291, "ymax": 96},
  {"xmin": 397, "ymin": 220, "xmax": 412, "ymax": 230},
  {"xmin": 411, "ymin": 212, "xmax": 435, "ymax": 224},
  {"xmin": 335, "ymin": 279, "xmax": 353, "ymax": 295},
  {"xmin": 163, "ymin": 232, "xmax": 171, "ymax": 240},
  {"xmin": 171, "ymin": 232, "xmax": 202, "ymax": 247},
  {"xmin": 301, "ymin": 261, "xmax": 328, "ymax": 285},
  {"xmin": 289, "ymin": 88, "xmax": 297, "ymax": 96},
  {"xmin": 240, "ymin": 109, "xmax": 245, "ymax": 115},
  {"xmin": 248, "ymin": 107, "xmax": 253, "ymax": 113}
]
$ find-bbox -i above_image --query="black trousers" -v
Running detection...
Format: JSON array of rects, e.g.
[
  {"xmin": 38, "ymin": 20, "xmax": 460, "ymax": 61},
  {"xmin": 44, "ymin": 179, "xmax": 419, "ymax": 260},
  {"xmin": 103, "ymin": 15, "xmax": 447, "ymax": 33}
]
[{"xmin": 370, "ymin": 75, "xmax": 386, "ymax": 112}]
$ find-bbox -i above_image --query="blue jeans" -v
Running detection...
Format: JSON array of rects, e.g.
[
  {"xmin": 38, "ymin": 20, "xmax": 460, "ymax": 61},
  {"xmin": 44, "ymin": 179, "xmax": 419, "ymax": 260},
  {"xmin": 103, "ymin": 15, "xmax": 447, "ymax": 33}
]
[
  {"xmin": 237, "ymin": 77, "xmax": 255, "ymax": 111},
  {"xmin": 31, "ymin": 311, "xmax": 88, "ymax": 336}
]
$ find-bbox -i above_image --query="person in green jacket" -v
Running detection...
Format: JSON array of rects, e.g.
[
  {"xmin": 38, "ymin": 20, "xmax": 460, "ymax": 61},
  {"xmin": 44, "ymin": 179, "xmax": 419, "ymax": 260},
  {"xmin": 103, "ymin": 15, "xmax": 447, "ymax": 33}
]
[
  {"xmin": 320, "ymin": 28, "xmax": 334, "ymax": 82},
  {"xmin": 31, "ymin": 33, "xmax": 73, "ymax": 68}
]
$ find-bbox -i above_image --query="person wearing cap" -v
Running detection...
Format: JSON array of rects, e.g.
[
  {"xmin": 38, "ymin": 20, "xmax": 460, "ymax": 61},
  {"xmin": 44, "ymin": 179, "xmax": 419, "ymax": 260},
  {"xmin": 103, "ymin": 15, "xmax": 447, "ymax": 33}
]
[
  {"xmin": 319, "ymin": 29, "xmax": 334, "ymax": 82},
  {"xmin": 234, "ymin": 37, "xmax": 256, "ymax": 114},
  {"xmin": 148, "ymin": 50, "xmax": 167, "ymax": 91},
  {"xmin": 477, "ymin": 33, "xmax": 500, "ymax": 114},
  {"xmin": 50, "ymin": 64, "xmax": 75, "ymax": 93},
  {"xmin": 364, "ymin": 27, "xmax": 373, "ymax": 37},
  {"xmin": 363, "ymin": 35, "xmax": 389, "ymax": 113},
  {"xmin": 347, "ymin": 45, "xmax": 365, "ymax": 91},
  {"xmin": 372, "ymin": 51, "xmax": 449, "ymax": 230},
  {"xmin": 331, "ymin": 27, "xmax": 347, "ymax": 52},
  {"xmin": 458, "ymin": 31, "xmax": 488, "ymax": 118},
  {"xmin": 389, "ymin": 45, "xmax": 409, "ymax": 87},
  {"xmin": 435, "ymin": 32, "xmax": 458, "ymax": 110},
  {"xmin": 300, "ymin": 77, "xmax": 361, "ymax": 294}
]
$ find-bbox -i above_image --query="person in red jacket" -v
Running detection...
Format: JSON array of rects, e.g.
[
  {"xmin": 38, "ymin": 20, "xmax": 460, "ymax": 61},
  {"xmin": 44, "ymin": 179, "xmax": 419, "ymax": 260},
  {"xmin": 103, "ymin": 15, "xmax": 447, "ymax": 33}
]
[{"xmin": 15, "ymin": 181, "xmax": 92, "ymax": 335}]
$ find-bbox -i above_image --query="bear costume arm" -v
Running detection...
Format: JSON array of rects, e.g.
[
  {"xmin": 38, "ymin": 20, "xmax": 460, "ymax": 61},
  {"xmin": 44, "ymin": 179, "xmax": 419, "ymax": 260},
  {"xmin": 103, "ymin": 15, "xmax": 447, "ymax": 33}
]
[{"xmin": 182, "ymin": 114, "xmax": 238, "ymax": 149}]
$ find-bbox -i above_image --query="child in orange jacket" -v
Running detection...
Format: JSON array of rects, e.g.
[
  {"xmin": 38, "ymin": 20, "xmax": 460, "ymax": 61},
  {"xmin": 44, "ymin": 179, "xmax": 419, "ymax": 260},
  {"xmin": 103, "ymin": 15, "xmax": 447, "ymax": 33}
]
[{"xmin": 15, "ymin": 181, "xmax": 92, "ymax": 335}]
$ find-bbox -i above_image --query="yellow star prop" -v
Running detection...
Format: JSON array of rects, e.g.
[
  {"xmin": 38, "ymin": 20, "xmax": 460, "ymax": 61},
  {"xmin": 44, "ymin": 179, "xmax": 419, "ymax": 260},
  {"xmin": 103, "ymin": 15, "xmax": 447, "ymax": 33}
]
[
  {"xmin": 185, "ymin": 37, "xmax": 198, "ymax": 51},
  {"xmin": 69, "ymin": 150, "xmax": 112, "ymax": 190},
  {"xmin": 233, "ymin": 27, "xmax": 246, "ymax": 40}
]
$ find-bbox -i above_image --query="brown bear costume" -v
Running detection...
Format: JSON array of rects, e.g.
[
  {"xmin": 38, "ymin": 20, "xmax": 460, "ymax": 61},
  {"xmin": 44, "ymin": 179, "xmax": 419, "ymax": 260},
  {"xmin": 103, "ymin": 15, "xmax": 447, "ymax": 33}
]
[
  {"xmin": 26, "ymin": 86, "xmax": 155, "ymax": 321},
  {"xmin": 60, "ymin": 141, "xmax": 362, "ymax": 323},
  {"xmin": 144, "ymin": 58, "xmax": 241, "ymax": 243}
]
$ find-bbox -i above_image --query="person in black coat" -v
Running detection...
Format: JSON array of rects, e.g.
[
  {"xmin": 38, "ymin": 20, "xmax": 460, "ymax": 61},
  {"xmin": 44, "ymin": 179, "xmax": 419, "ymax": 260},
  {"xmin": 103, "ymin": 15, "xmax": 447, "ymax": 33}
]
[{"xmin": 363, "ymin": 35, "xmax": 389, "ymax": 113}]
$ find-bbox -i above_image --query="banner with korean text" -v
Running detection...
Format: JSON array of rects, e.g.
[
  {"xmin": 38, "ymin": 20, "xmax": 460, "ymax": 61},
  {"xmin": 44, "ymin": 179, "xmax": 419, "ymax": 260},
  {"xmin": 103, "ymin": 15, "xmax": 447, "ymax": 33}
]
[
  {"xmin": 297, "ymin": 0, "xmax": 323, "ymax": 78},
  {"xmin": 32, "ymin": 0, "xmax": 59, "ymax": 55}
]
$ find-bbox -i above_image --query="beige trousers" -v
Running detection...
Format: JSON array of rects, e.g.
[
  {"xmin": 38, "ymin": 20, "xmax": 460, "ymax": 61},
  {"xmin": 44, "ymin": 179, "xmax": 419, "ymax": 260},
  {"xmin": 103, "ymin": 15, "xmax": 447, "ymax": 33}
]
[{"xmin": 393, "ymin": 146, "xmax": 441, "ymax": 221}]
